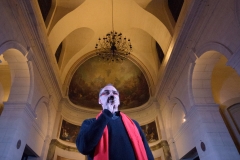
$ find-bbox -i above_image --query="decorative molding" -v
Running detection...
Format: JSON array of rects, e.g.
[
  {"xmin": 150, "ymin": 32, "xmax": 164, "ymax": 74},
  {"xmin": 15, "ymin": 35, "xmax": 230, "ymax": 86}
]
[
  {"xmin": 50, "ymin": 139, "xmax": 169, "ymax": 153},
  {"xmin": 195, "ymin": 41, "xmax": 233, "ymax": 59},
  {"xmin": 0, "ymin": 40, "xmax": 28, "ymax": 56},
  {"xmin": 50, "ymin": 139, "xmax": 79, "ymax": 153},
  {"xmin": 151, "ymin": 140, "xmax": 172, "ymax": 160}
]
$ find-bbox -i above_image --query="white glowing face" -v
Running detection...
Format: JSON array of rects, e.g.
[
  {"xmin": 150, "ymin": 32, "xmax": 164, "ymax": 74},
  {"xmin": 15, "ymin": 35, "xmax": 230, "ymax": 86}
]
[{"xmin": 99, "ymin": 85, "xmax": 120, "ymax": 112}]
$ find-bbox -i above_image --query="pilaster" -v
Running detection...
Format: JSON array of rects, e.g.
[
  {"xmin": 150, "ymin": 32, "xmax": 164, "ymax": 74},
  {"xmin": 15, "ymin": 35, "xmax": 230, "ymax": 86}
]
[{"xmin": 0, "ymin": 102, "xmax": 35, "ymax": 159}]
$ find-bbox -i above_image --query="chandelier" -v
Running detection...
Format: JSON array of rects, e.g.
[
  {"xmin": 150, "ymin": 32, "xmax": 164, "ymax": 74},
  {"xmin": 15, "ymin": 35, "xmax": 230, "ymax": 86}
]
[{"xmin": 95, "ymin": 0, "xmax": 132, "ymax": 63}]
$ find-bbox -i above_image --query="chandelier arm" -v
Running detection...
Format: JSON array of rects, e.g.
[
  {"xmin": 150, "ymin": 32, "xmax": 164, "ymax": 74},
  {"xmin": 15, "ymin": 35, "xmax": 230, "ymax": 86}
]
[{"xmin": 112, "ymin": 0, "xmax": 114, "ymax": 32}]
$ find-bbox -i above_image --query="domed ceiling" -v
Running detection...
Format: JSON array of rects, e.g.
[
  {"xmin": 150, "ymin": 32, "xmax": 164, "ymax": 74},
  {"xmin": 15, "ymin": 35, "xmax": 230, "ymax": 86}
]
[{"xmin": 68, "ymin": 56, "xmax": 150, "ymax": 110}]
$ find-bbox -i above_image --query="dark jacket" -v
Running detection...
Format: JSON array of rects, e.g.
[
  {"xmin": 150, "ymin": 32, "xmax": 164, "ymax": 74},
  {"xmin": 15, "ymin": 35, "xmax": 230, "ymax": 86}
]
[{"xmin": 76, "ymin": 109, "xmax": 154, "ymax": 160}]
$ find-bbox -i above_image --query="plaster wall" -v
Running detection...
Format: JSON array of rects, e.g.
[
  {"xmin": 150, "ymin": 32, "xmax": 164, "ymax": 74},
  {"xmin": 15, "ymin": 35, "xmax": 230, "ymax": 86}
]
[
  {"xmin": 0, "ymin": 1, "xmax": 26, "ymax": 48},
  {"xmin": 193, "ymin": 0, "xmax": 240, "ymax": 58},
  {"xmin": 0, "ymin": 1, "xmax": 59, "ymax": 159},
  {"xmin": 169, "ymin": 59, "xmax": 193, "ymax": 112},
  {"xmin": 27, "ymin": 122, "xmax": 46, "ymax": 156},
  {"xmin": 29, "ymin": 61, "xmax": 50, "ymax": 109}
]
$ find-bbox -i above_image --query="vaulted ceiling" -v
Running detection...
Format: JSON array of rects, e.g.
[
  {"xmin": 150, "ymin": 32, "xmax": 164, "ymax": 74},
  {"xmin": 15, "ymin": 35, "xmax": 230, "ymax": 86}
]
[{"xmin": 37, "ymin": 0, "xmax": 182, "ymax": 110}]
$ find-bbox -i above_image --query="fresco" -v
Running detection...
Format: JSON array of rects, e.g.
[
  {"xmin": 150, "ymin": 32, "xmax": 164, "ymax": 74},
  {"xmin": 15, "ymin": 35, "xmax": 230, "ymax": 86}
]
[
  {"xmin": 68, "ymin": 56, "xmax": 150, "ymax": 109},
  {"xmin": 59, "ymin": 119, "xmax": 80, "ymax": 143},
  {"xmin": 141, "ymin": 121, "xmax": 159, "ymax": 143}
]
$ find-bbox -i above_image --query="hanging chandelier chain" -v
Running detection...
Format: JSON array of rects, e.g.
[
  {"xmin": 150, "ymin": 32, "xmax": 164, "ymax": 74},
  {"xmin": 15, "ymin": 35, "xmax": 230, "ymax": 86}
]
[
  {"xmin": 112, "ymin": 0, "xmax": 114, "ymax": 32},
  {"xmin": 94, "ymin": 0, "xmax": 132, "ymax": 63}
]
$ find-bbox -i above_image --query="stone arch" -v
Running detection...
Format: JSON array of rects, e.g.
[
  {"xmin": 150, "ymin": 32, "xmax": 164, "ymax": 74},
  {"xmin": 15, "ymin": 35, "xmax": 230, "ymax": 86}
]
[
  {"xmin": 170, "ymin": 98, "xmax": 186, "ymax": 136},
  {"xmin": 0, "ymin": 40, "xmax": 29, "ymax": 56},
  {"xmin": 195, "ymin": 42, "xmax": 233, "ymax": 59},
  {"xmin": 29, "ymin": 96, "xmax": 52, "ymax": 158},
  {"xmin": 34, "ymin": 96, "xmax": 51, "ymax": 136},
  {"xmin": 191, "ymin": 42, "xmax": 234, "ymax": 105},
  {"xmin": 36, "ymin": 102, "xmax": 48, "ymax": 136},
  {"xmin": 170, "ymin": 97, "xmax": 187, "ymax": 115},
  {"xmin": 0, "ymin": 41, "xmax": 31, "ymax": 103},
  {"xmin": 191, "ymin": 51, "xmax": 222, "ymax": 105}
]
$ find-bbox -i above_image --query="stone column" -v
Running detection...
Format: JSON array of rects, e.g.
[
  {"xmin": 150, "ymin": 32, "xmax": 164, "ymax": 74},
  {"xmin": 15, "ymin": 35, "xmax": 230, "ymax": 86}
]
[
  {"xmin": 0, "ymin": 102, "xmax": 34, "ymax": 160},
  {"xmin": 192, "ymin": 105, "xmax": 239, "ymax": 160}
]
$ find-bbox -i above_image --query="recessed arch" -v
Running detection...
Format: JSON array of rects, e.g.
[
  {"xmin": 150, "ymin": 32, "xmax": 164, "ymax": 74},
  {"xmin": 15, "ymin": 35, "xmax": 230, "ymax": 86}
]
[
  {"xmin": 170, "ymin": 97, "xmax": 187, "ymax": 115},
  {"xmin": 212, "ymin": 56, "xmax": 240, "ymax": 104},
  {"xmin": 0, "ymin": 40, "xmax": 29, "ymax": 56},
  {"xmin": 195, "ymin": 42, "xmax": 233, "ymax": 59},
  {"xmin": 34, "ymin": 96, "xmax": 51, "ymax": 135},
  {"xmin": 191, "ymin": 51, "xmax": 222, "ymax": 105},
  {"xmin": 0, "ymin": 41, "xmax": 31, "ymax": 103},
  {"xmin": 35, "ymin": 101, "xmax": 49, "ymax": 136},
  {"xmin": 171, "ymin": 102, "xmax": 186, "ymax": 136},
  {"xmin": 27, "ymin": 96, "xmax": 51, "ymax": 157},
  {"xmin": 191, "ymin": 42, "xmax": 235, "ymax": 105}
]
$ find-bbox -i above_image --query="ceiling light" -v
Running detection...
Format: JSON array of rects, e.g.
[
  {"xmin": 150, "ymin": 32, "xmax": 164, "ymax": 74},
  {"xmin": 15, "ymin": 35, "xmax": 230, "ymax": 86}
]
[
  {"xmin": 183, "ymin": 118, "xmax": 186, "ymax": 123},
  {"xmin": 95, "ymin": 0, "xmax": 132, "ymax": 63}
]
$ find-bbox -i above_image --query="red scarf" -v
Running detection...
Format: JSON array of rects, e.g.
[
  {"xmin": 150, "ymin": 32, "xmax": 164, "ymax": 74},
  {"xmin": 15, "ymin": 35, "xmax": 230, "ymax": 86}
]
[{"xmin": 94, "ymin": 111, "xmax": 148, "ymax": 160}]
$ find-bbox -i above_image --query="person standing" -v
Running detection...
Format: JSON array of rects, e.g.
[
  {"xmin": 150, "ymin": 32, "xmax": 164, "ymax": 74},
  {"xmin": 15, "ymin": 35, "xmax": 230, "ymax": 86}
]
[{"xmin": 76, "ymin": 84, "xmax": 154, "ymax": 160}]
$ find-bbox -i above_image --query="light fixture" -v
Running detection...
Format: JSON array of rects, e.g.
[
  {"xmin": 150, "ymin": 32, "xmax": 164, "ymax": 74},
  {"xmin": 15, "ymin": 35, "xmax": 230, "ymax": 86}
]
[
  {"xmin": 183, "ymin": 118, "xmax": 186, "ymax": 123},
  {"xmin": 95, "ymin": 0, "xmax": 132, "ymax": 63}
]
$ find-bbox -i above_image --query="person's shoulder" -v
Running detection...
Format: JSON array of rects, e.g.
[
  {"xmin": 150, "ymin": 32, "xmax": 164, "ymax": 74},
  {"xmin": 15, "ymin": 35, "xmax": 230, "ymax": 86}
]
[
  {"xmin": 132, "ymin": 119, "xmax": 139, "ymax": 123},
  {"xmin": 82, "ymin": 118, "xmax": 96, "ymax": 124},
  {"xmin": 120, "ymin": 111, "xmax": 141, "ymax": 126},
  {"xmin": 132, "ymin": 119, "xmax": 140, "ymax": 126}
]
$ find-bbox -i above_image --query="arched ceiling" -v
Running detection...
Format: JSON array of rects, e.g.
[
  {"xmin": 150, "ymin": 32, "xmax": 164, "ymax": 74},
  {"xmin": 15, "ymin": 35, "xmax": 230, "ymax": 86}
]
[
  {"xmin": 68, "ymin": 56, "xmax": 150, "ymax": 110},
  {"xmin": 46, "ymin": 0, "xmax": 174, "ymax": 109}
]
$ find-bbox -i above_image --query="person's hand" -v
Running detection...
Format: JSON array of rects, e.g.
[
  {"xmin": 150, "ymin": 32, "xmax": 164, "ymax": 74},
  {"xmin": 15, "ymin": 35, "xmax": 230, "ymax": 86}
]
[
  {"xmin": 100, "ymin": 95, "xmax": 119, "ymax": 114},
  {"xmin": 103, "ymin": 102, "xmax": 115, "ymax": 113}
]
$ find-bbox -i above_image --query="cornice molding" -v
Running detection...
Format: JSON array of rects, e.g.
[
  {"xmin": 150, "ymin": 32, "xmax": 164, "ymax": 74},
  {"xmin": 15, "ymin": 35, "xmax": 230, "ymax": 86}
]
[{"xmin": 49, "ymin": 139, "xmax": 169, "ymax": 153}]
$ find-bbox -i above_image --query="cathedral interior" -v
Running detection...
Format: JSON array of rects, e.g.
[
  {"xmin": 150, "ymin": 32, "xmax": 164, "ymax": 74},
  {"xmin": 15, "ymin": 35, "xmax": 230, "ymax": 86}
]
[{"xmin": 0, "ymin": 0, "xmax": 240, "ymax": 160}]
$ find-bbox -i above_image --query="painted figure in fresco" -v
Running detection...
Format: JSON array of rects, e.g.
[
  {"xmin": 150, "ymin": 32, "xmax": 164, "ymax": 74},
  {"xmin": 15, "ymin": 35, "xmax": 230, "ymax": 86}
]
[{"xmin": 76, "ymin": 84, "xmax": 154, "ymax": 160}]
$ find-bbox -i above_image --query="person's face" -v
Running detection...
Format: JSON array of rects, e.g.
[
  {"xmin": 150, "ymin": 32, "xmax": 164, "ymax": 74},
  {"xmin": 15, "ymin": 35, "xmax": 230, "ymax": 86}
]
[{"xmin": 99, "ymin": 85, "xmax": 120, "ymax": 111}]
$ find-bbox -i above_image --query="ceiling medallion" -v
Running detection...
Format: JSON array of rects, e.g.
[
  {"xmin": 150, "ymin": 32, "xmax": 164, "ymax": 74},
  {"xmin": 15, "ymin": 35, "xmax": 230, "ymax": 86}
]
[{"xmin": 95, "ymin": 0, "xmax": 132, "ymax": 63}]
